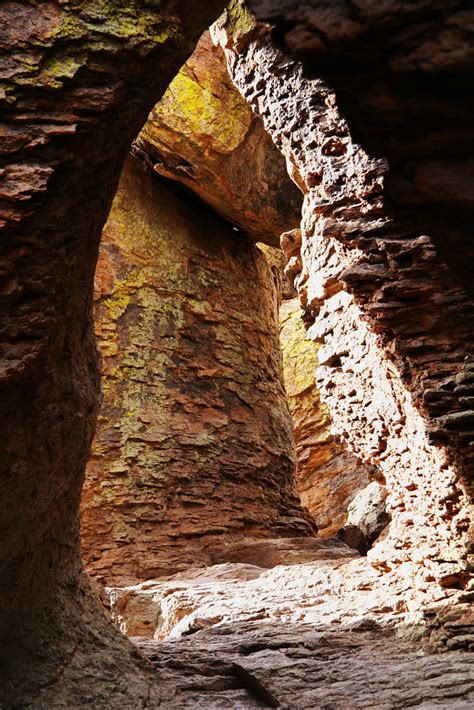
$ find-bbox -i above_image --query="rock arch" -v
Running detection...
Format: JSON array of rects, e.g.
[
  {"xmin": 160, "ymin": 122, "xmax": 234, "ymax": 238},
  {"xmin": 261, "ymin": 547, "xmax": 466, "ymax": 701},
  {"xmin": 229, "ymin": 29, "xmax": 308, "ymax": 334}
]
[{"xmin": 1, "ymin": 1, "xmax": 472, "ymax": 706}]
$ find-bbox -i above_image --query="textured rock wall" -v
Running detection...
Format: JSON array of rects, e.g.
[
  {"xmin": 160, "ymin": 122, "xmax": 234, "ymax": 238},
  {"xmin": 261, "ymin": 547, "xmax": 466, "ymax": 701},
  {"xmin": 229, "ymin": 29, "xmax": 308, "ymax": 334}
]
[
  {"xmin": 0, "ymin": 2, "xmax": 226, "ymax": 706},
  {"xmin": 137, "ymin": 30, "xmax": 302, "ymax": 246},
  {"xmin": 81, "ymin": 155, "xmax": 316, "ymax": 587},
  {"xmin": 213, "ymin": 1, "xmax": 473, "ymax": 586},
  {"xmin": 261, "ymin": 239, "xmax": 381, "ymax": 542},
  {"xmin": 132, "ymin": 29, "xmax": 377, "ymax": 548},
  {"xmin": 280, "ymin": 295, "xmax": 377, "ymax": 537}
]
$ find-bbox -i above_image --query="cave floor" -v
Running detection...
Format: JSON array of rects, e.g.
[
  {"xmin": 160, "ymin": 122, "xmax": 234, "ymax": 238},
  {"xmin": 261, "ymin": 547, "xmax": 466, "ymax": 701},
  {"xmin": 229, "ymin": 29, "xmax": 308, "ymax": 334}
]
[
  {"xmin": 137, "ymin": 621, "xmax": 474, "ymax": 709},
  {"xmin": 105, "ymin": 538, "xmax": 474, "ymax": 708}
]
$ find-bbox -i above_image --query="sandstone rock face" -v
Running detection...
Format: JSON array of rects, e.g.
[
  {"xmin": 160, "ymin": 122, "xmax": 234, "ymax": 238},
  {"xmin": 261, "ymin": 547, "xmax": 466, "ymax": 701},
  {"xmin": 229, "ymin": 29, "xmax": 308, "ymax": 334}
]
[
  {"xmin": 108, "ymin": 541, "xmax": 359, "ymax": 639},
  {"xmin": 3, "ymin": 2, "xmax": 473, "ymax": 705},
  {"xmin": 213, "ymin": 2, "xmax": 473, "ymax": 587},
  {"xmin": 81, "ymin": 155, "xmax": 316, "ymax": 587},
  {"xmin": 138, "ymin": 31, "xmax": 302, "ymax": 246},
  {"xmin": 110, "ymin": 552, "xmax": 474, "ymax": 651},
  {"xmin": 280, "ymin": 295, "xmax": 377, "ymax": 536},
  {"xmin": 0, "ymin": 2, "xmax": 226, "ymax": 706}
]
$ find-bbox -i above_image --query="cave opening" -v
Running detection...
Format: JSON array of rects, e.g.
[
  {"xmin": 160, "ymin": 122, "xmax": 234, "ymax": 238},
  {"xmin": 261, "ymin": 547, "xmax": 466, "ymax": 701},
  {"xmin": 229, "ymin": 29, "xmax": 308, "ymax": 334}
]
[
  {"xmin": 78, "ymin": 17, "xmax": 473, "ymax": 700},
  {"xmin": 79, "ymin": 30, "xmax": 390, "ymax": 600}
]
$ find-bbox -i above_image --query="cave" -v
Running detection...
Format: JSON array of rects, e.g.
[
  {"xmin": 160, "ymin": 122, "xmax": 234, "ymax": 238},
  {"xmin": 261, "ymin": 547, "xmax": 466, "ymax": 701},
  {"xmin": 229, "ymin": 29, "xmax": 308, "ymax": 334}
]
[{"xmin": 1, "ymin": 2, "xmax": 473, "ymax": 708}]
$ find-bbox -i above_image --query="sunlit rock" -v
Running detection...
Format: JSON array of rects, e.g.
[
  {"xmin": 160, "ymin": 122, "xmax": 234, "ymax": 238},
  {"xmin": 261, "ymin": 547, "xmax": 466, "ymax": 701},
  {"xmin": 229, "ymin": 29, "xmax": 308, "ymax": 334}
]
[
  {"xmin": 280, "ymin": 296, "xmax": 377, "ymax": 536},
  {"xmin": 138, "ymin": 31, "xmax": 302, "ymax": 246}
]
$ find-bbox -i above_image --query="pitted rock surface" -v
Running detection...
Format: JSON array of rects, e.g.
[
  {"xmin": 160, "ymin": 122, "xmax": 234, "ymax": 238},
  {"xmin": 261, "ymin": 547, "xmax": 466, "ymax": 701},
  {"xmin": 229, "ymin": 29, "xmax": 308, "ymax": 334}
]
[
  {"xmin": 212, "ymin": 2, "xmax": 473, "ymax": 586},
  {"xmin": 280, "ymin": 297, "xmax": 378, "ymax": 536}
]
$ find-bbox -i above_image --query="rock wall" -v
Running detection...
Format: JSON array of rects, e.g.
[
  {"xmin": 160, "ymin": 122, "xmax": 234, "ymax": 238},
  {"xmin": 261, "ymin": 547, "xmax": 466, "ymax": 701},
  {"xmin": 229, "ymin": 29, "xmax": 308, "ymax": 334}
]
[
  {"xmin": 213, "ymin": 1, "xmax": 473, "ymax": 587},
  {"xmin": 0, "ymin": 2, "xmax": 226, "ymax": 706},
  {"xmin": 137, "ymin": 30, "xmax": 302, "ymax": 246},
  {"xmin": 280, "ymin": 295, "xmax": 377, "ymax": 537},
  {"xmin": 129, "ymin": 31, "xmax": 377, "ymax": 550},
  {"xmin": 81, "ymin": 155, "xmax": 316, "ymax": 587}
]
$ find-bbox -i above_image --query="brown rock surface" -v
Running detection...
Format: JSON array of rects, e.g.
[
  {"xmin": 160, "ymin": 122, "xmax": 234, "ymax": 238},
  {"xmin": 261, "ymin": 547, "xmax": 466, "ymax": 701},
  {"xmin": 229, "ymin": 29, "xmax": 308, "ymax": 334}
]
[
  {"xmin": 135, "ymin": 27, "xmax": 380, "ymax": 550},
  {"xmin": 280, "ymin": 296, "xmax": 378, "ymax": 536},
  {"xmin": 81, "ymin": 155, "xmax": 316, "ymax": 587},
  {"xmin": 137, "ymin": 30, "xmax": 302, "ymax": 246},
  {"xmin": 108, "ymin": 549, "xmax": 474, "ymax": 649},
  {"xmin": 108, "ymin": 540, "xmax": 360, "ymax": 639},
  {"xmin": 213, "ymin": 1, "xmax": 473, "ymax": 587},
  {"xmin": 3, "ymin": 2, "xmax": 473, "ymax": 706},
  {"xmin": 0, "ymin": 2, "xmax": 226, "ymax": 706},
  {"xmin": 107, "ymin": 548, "xmax": 474, "ymax": 706},
  {"xmin": 139, "ymin": 621, "xmax": 474, "ymax": 709}
]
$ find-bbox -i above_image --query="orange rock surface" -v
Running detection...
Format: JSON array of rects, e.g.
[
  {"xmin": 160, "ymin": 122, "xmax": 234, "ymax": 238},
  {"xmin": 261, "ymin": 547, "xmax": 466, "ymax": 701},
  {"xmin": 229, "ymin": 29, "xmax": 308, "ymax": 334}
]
[
  {"xmin": 81, "ymin": 156, "xmax": 316, "ymax": 586},
  {"xmin": 138, "ymin": 31, "xmax": 302, "ymax": 246}
]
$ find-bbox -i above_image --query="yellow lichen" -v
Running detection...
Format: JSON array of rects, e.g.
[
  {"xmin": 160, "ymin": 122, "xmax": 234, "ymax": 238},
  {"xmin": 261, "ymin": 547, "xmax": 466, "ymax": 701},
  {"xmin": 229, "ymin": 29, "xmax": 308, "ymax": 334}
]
[
  {"xmin": 144, "ymin": 69, "xmax": 250, "ymax": 155},
  {"xmin": 18, "ymin": 2, "xmax": 178, "ymax": 90},
  {"xmin": 280, "ymin": 299, "xmax": 320, "ymax": 398}
]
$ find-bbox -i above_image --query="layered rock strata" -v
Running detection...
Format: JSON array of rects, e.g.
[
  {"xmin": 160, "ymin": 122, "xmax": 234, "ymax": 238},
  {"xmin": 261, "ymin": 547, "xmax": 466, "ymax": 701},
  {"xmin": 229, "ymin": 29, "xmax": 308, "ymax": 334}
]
[
  {"xmin": 213, "ymin": 2, "xmax": 473, "ymax": 585},
  {"xmin": 0, "ymin": 2, "xmax": 226, "ymax": 706},
  {"xmin": 108, "ymin": 547, "xmax": 474, "ymax": 706},
  {"xmin": 112, "ymin": 552, "xmax": 474, "ymax": 652},
  {"xmin": 81, "ymin": 155, "xmax": 316, "ymax": 587},
  {"xmin": 139, "ymin": 620, "xmax": 474, "ymax": 709}
]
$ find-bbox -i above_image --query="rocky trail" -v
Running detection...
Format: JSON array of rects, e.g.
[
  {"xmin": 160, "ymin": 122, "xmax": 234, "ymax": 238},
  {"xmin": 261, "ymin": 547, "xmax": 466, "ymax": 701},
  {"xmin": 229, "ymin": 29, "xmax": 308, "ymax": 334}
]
[
  {"xmin": 138, "ymin": 621, "xmax": 474, "ymax": 709},
  {"xmin": 106, "ymin": 539, "xmax": 474, "ymax": 708}
]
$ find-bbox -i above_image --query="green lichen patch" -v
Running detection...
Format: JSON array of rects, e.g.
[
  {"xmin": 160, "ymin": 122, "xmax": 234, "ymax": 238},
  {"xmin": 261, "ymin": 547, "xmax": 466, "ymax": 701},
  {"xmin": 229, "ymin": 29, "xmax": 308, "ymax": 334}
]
[{"xmin": 11, "ymin": 1, "xmax": 180, "ymax": 90}]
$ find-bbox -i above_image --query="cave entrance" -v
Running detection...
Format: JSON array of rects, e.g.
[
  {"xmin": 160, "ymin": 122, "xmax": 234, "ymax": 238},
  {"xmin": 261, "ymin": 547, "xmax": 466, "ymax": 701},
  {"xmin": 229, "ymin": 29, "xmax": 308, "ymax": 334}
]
[
  {"xmin": 5, "ymin": 5, "xmax": 473, "ymax": 708},
  {"xmin": 80, "ymin": 31, "xmax": 386, "ymax": 593}
]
